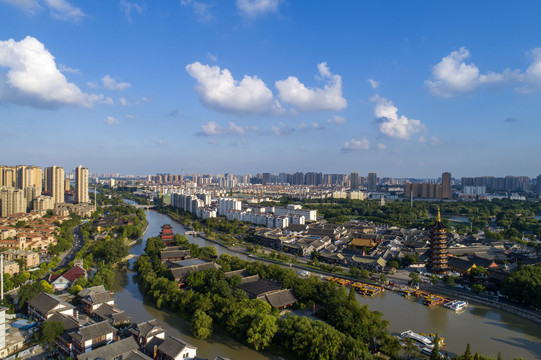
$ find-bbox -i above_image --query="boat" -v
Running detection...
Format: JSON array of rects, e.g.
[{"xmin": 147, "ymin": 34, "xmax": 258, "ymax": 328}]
[
  {"xmin": 423, "ymin": 295, "xmax": 445, "ymax": 306},
  {"xmin": 399, "ymin": 330, "xmax": 434, "ymax": 348},
  {"xmin": 444, "ymin": 300, "xmax": 469, "ymax": 312}
]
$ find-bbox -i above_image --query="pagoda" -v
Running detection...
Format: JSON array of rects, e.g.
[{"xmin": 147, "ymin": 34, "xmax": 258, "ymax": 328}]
[
  {"xmin": 159, "ymin": 224, "xmax": 175, "ymax": 246},
  {"xmin": 427, "ymin": 208, "xmax": 449, "ymax": 275}
]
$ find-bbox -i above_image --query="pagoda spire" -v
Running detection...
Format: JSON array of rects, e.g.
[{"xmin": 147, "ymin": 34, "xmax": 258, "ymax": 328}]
[{"xmin": 437, "ymin": 206, "xmax": 441, "ymax": 222}]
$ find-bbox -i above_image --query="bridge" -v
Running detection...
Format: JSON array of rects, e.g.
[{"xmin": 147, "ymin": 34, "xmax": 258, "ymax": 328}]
[{"xmin": 133, "ymin": 204, "xmax": 155, "ymax": 209}]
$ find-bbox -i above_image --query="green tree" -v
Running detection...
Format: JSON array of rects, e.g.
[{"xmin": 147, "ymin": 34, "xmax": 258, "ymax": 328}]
[
  {"xmin": 247, "ymin": 314, "xmax": 278, "ymax": 350},
  {"xmin": 430, "ymin": 274, "xmax": 440, "ymax": 285},
  {"xmin": 191, "ymin": 310, "xmax": 213, "ymax": 340},
  {"xmin": 409, "ymin": 271, "xmax": 420, "ymax": 286},
  {"xmin": 379, "ymin": 273, "xmax": 387, "ymax": 285},
  {"xmin": 445, "ymin": 276, "xmax": 456, "ymax": 287},
  {"xmin": 404, "ymin": 337, "xmax": 417, "ymax": 359},
  {"xmin": 430, "ymin": 333, "xmax": 441, "ymax": 360},
  {"xmin": 471, "ymin": 283, "xmax": 486, "ymax": 295},
  {"xmin": 35, "ymin": 321, "xmax": 64, "ymax": 352}
]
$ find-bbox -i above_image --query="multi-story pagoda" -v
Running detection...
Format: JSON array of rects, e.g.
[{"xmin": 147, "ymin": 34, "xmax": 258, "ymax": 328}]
[
  {"xmin": 427, "ymin": 208, "xmax": 449, "ymax": 275},
  {"xmin": 159, "ymin": 224, "xmax": 175, "ymax": 246}
]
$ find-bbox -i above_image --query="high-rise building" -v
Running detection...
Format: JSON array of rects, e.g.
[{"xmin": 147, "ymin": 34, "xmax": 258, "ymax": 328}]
[
  {"xmin": 0, "ymin": 166, "xmax": 16, "ymax": 188},
  {"xmin": 45, "ymin": 166, "xmax": 65, "ymax": 204},
  {"xmin": 536, "ymin": 175, "xmax": 541, "ymax": 197},
  {"xmin": 367, "ymin": 172, "xmax": 377, "ymax": 191},
  {"xmin": 442, "ymin": 172, "xmax": 451, "ymax": 199},
  {"xmin": 26, "ymin": 166, "xmax": 43, "ymax": 189},
  {"xmin": 427, "ymin": 209, "xmax": 449, "ymax": 275},
  {"xmin": 76, "ymin": 165, "xmax": 89, "ymax": 203},
  {"xmin": 350, "ymin": 172, "xmax": 359, "ymax": 190},
  {"xmin": 16, "ymin": 165, "xmax": 27, "ymax": 189},
  {"xmin": 0, "ymin": 187, "xmax": 26, "ymax": 217}
]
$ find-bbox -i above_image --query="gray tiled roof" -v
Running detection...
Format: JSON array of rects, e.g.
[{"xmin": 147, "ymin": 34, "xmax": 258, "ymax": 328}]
[
  {"xmin": 76, "ymin": 337, "xmax": 141, "ymax": 360},
  {"xmin": 70, "ymin": 321, "xmax": 115, "ymax": 343},
  {"xmin": 92, "ymin": 303, "xmax": 131, "ymax": 325},
  {"xmin": 78, "ymin": 285, "xmax": 107, "ymax": 297},
  {"xmin": 47, "ymin": 313, "xmax": 85, "ymax": 332},
  {"xmin": 27, "ymin": 292, "xmax": 75, "ymax": 317},
  {"xmin": 129, "ymin": 319, "xmax": 164, "ymax": 339},
  {"xmin": 144, "ymin": 336, "xmax": 196, "ymax": 358}
]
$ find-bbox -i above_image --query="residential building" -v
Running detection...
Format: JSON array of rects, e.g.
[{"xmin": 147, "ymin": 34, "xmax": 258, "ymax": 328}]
[
  {"xmin": 2, "ymin": 260, "xmax": 19, "ymax": 276},
  {"xmin": 0, "ymin": 187, "xmax": 26, "ymax": 217},
  {"xmin": 129, "ymin": 320, "xmax": 165, "ymax": 347},
  {"xmin": 367, "ymin": 172, "xmax": 377, "ymax": 191},
  {"xmin": 350, "ymin": 172, "xmax": 359, "ymax": 190},
  {"xmin": 442, "ymin": 172, "xmax": 451, "ymax": 199},
  {"xmin": 76, "ymin": 165, "xmax": 89, "ymax": 203},
  {"xmin": 76, "ymin": 337, "xmax": 151, "ymax": 360},
  {"xmin": 69, "ymin": 321, "xmax": 116, "ymax": 356},
  {"xmin": 27, "ymin": 292, "xmax": 76, "ymax": 322},
  {"xmin": 143, "ymin": 335, "xmax": 197, "ymax": 360},
  {"xmin": 45, "ymin": 166, "xmax": 65, "ymax": 204},
  {"xmin": 78, "ymin": 285, "xmax": 115, "ymax": 314},
  {"xmin": 49, "ymin": 265, "xmax": 87, "ymax": 292}
]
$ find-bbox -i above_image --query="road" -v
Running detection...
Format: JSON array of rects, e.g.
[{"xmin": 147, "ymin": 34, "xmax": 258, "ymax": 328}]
[{"xmin": 54, "ymin": 224, "xmax": 85, "ymax": 270}]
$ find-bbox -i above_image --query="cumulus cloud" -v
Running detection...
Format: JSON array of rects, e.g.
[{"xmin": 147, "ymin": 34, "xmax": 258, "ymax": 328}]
[
  {"xmin": 59, "ymin": 64, "xmax": 80, "ymax": 74},
  {"xmin": 181, "ymin": 0, "xmax": 212, "ymax": 22},
  {"xmin": 270, "ymin": 122, "xmax": 322, "ymax": 136},
  {"xmin": 119, "ymin": 97, "xmax": 128, "ymax": 106},
  {"xmin": 101, "ymin": 75, "xmax": 131, "ymax": 91},
  {"xmin": 197, "ymin": 121, "xmax": 257, "ymax": 137},
  {"xmin": 186, "ymin": 62, "xmax": 283, "ymax": 115},
  {"xmin": 125, "ymin": 114, "xmax": 135, "ymax": 119},
  {"xmin": 371, "ymin": 95, "xmax": 426, "ymax": 140},
  {"xmin": 327, "ymin": 114, "xmax": 346, "ymax": 124},
  {"xmin": 236, "ymin": 0, "xmax": 280, "ymax": 17},
  {"xmin": 342, "ymin": 138, "xmax": 371, "ymax": 152},
  {"xmin": 377, "ymin": 143, "xmax": 386, "ymax": 150},
  {"xmin": 0, "ymin": 36, "xmax": 105, "ymax": 108},
  {"xmin": 104, "ymin": 116, "xmax": 119, "ymax": 126},
  {"xmin": 120, "ymin": 0, "xmax": 143, "ymax": 22},
  {"xmin": 1, "ymin": 0, "xmax": 84, "ymax": 21},
  {"xmin": 424, "ymin": 47, "xmax": 541, "ymax": 97},
  {"xmin": 275, "ymin": 62, "xmax": 347, "ymax": 111},
  {"xmin": 207, "ymin": 52, "xmax": 217, "ymax": 62},
  {"xmin": 367, "ymin": 79, "xmax": 380, "ymax": 90}
]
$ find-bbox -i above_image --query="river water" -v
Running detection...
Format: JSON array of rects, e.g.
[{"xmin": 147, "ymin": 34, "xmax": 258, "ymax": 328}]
[{"xmin": 113, "ymin": 206, "xmax": 541, "ymax": 359}]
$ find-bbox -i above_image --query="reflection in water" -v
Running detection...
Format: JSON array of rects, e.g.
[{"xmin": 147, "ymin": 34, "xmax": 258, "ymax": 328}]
[{"xmin": 114, "ymin": 208, "xmax": 541, "ymax": 360}]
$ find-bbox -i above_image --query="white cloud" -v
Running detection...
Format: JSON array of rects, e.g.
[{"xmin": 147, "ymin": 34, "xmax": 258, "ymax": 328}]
[
  {"xmin": 125, "ymin": 114, "xmax": 135, "ymax": 119},
  {"xmin": 119, "ymin": 97, "xmax": 128, "ymax": 106},
  {"xmin": 327, "ymin": 114, "xmax": 346, "ymax": 124},
  {"xmin": 367, "ymin": 78, "xmax": 380, "ymax": 90},
  {"xmin": 208, "ymin": 139, "xmax": 218, "ymax": 145},
  {"xmin": 0, "ymin": 36, "xmax": 104, "ymax": 108},
  {"xmin": 186, "ymin": 62, "xmax": 283, "ymax": 115},
  {"xmin": 87, "ymin": 81, "xmax": 98, "ymax": 89},
  {"xmin": 371, "ymin": 95, "xmax": 426, "ymax": 140},
  {"xmin": 120, "ymin": 0, "xmax": 143, "ymax": 22},
  {"xmin": 0, "ymin": 0, "xmax": 40, "ymax": 14},
  {"xmin": 1, "ymin": 0, "xmax": 84, "ymax": 21},
  {"xmin": 377, "ymin": 143, "xmax": 386, "ymax": 150},
  {"xmin": 236, "ymin": 0, "xmax": 280, "ymax": 17},
  {"xmin": 270, "ymin": 122, "xmax": 322, "ymax": 136},
  {"xmin": 516, "ymin": 48, "xmax": 541, "ymax": 93},
  {"xmin": 207, "ymin": 52, "xmax": 217, "ymax": 62},
  {"xmin": 275, "ymin": 62, "xmax": 347, "ymax": 111},
  {"xmin": 426, "ymin": 47, "xmax": 521, "ymax": 97},
  {"xmin": 342, "ymin": 138, "xmax": 371, "ymax": 152},
  {"xmin": 44, "ymin": 0, "xmax": 84, "ymax": 21},
  {"xmin": 198, "ymin": 121, "xmax": 255, "ymax": 137},
  {"xmin": 181, "ymin": 0, "xmax": 212, "ymax": 22},
  {"xmin": 104, "ymin": 116, "xmax": 119, "ymax": 126},
  {"xmin": 101, "ymin": 75, "xmax": 131, "ymax": 91},
  {"xmin": 59, "ymin": 64, "xmax": 80, "ymax": 74}
]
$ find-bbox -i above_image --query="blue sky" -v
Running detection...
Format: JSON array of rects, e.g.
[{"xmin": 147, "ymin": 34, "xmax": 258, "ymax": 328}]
[{"xmin": 1, "ymin": 0, "xmax": 540, "ymax": 178}]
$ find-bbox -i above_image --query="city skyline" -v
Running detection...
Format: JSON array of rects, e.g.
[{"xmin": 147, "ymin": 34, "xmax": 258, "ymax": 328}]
[{"xmin": 1, "ymin": 1, "xmax": 541, "ymax": 177}]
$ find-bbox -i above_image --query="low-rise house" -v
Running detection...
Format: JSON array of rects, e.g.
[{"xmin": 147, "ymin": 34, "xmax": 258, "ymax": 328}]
[
  {"xmin": 2, "ymin": 249, "xmax": 40, "ymax": 268},
  {"xmin": 160, "ymin": 247, "xmax": 191, "ymax": 263},
  {"xmin": 2, "ymin": 260, "xmax": 19, "ymax": 276},
  {"xmin": 91, "ymin": 303, "xmax": 131, "ymax": 327},
  {"xmin": 76, "ymin": 336, "xmax": 152, "ymax": 360},
  {"xmin": 78, "ymin": 285, "xmax": 115, "ymax": 314},
  {"xmin": 68, "ymin": 321, "xmax": 117, "ymax": 356},
  {"xmin": 143, "ymin": 335, "xmax": 197, "ymax": 360},
  {"xmin": 169, "ymin": 259, "xmax": 221, "ymax": 283},
  {"xmin": 49, "ymin": 265, "xmax": 87, "ymax": 292},
  {"xmin": 27, "ymin": 292, "xmax": 75, "ymax": 322},
  {"xmin": 129, "ymin": 320, "xmax": 165, "ymax": 347}
]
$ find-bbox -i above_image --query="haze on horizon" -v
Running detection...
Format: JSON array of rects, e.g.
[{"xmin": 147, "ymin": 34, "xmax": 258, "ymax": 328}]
[{"xmin": 1, "ymin": 0, "xmax": 540, "ymax": 178}]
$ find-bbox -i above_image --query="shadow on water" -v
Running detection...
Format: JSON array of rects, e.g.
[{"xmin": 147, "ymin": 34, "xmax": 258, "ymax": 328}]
[{"xmin": 490, "ymin": 336, "xmax": 541, "ymax": 360}]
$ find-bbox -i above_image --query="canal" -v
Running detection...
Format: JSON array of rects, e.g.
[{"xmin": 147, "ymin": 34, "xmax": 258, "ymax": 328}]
[{"xmin": 113, "ymin": 206, "xmax": 541, "ymax": 359}]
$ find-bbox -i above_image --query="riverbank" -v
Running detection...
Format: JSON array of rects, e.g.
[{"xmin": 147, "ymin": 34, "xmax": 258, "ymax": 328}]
[
  {"xmin": 420, "ymin": 283, "xmax": 541, "ymax": 325},
  {"xmin": 156, "ymin": 207, "xmax": 541, "ymax": 327},
  {"xmin": 126, "ymin": 219, "xmax": 149, "ymax": 247}
]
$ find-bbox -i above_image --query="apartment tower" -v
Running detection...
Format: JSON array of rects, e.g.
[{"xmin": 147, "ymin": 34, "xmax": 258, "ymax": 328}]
[
  {"xmin": 367, "ymin": 172, "xmax": 377, "ymax": 191},
  {"xmin": 45, "ymin": 166, "xmax": 65, "ymax": 204},
  {"xmin": 75, "ymin": 165, "xmax": 89, "ymax": 203},
  {"xmin": 442, "ymin": 172, "xmax": 451, "ymax": 199}
]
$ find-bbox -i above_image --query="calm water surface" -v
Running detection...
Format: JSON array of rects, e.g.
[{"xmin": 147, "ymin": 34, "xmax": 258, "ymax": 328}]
[{"xmin": 114, "ymin": 205, "xmax": 541, "ymax": 359}]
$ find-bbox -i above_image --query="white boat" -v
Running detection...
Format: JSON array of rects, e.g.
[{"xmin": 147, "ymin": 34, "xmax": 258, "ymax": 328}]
[
  {"xmin": 399, "ymin": 330, "xmax": 433, "ymax": 348},
  {"xmin": 444, "ymin": 300, "xmax": 469, "ymax": 312}
]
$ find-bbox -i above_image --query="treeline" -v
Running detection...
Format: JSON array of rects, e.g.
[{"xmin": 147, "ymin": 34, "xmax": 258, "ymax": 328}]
[
  {"xmin": 502, "ymin": 263, "xmax": 541, "ymax": 308},
  {"xmin": 160, "ymin": 206, "xmax": 247, "ymax": 237},
  {"xmin": 134, "ymin": 237, "xmax": 397, "ymax": 359}
]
